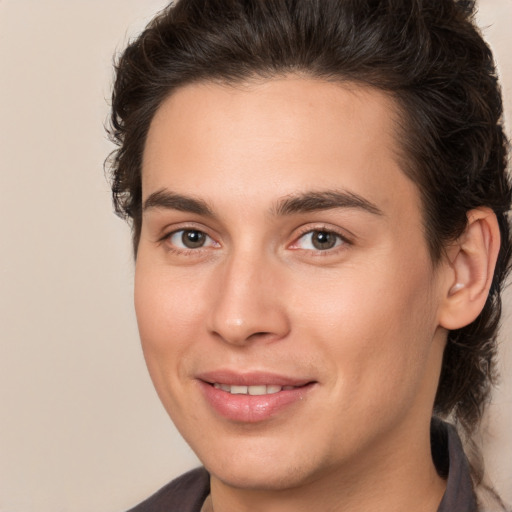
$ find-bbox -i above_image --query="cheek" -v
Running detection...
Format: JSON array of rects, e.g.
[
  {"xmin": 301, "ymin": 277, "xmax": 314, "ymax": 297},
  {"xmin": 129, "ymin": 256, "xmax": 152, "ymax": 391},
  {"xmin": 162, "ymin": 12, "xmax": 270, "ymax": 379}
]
[
  {"xmin": 292, "ymin": 255, "xmax": 436, "ymax": 337},
  {"xmin": 288, "ymin": 258, "xmax": 439, "ymax": 400},
  {"xmin": 135, "ymin": 259, "xmax": 204, "ymax": 337},
  {"xmin": 133, "ymin": 261, "xmax": 205, "ymax": 387},
  {"xmin": 133, "ymin": 263, "xmax": 213, "ymax": 433}
]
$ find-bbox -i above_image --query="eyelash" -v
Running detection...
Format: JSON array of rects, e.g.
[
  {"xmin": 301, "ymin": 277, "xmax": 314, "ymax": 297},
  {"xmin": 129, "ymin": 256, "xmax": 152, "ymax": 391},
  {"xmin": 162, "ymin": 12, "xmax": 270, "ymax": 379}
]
[
  {"xmin": 160, "ymin": 228, "xmax": 219, "ymax": 255},
  {"xmin": 290, "ymin": 226, "xmax": 351, "ymax": 255},
  {"xmin": 160, "ymin": 225, "xmax": 352, "ymax": 256}
]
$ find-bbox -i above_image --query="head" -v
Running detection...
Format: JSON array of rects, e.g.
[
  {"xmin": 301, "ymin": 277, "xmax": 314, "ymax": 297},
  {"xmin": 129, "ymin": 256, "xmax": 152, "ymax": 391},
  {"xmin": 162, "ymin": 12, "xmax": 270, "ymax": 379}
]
[{"xmin": 108, "ymin": 0, "xmax": 511, "ymax": 488}]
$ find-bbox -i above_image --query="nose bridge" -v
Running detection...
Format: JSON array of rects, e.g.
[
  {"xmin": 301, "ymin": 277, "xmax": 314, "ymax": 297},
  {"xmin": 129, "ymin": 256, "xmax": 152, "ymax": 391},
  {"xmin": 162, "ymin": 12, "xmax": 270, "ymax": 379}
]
[{"xmin": 207, "ymin": 246, "xmax": 289, "ymax": 345}]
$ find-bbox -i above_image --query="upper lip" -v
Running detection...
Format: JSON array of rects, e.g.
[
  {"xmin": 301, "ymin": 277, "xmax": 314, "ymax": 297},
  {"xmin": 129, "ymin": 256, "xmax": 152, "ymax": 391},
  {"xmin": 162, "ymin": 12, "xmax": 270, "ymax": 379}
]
[{"xmin": 196, "ymin": 370, "xmax": 314, "ymax": 387}]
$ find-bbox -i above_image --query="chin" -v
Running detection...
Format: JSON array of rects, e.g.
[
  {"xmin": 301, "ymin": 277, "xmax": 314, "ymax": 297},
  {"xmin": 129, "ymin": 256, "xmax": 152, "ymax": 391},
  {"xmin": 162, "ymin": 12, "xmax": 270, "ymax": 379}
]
[
  {"xmin": 208, "ymin": 462, "xmax": 310, "ymax": 491},
  {"xmin": 197, "ymin": 440, "xmax": 327, "ymax": 492}
]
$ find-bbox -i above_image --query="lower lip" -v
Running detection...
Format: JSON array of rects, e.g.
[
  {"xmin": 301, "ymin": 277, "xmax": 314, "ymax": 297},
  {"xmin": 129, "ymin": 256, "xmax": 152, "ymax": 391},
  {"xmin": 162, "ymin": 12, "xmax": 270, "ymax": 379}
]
[{"xmin": 199, "ymin": 381, "xmax": 314, "ymax": 423}]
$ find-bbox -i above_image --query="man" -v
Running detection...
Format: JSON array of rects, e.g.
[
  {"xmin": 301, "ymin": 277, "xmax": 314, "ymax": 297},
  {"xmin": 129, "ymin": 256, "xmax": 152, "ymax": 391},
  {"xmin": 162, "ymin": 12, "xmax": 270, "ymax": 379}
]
[{"xmin": 108, "ymin": 1, "xmax": 511, "ymax": 510}]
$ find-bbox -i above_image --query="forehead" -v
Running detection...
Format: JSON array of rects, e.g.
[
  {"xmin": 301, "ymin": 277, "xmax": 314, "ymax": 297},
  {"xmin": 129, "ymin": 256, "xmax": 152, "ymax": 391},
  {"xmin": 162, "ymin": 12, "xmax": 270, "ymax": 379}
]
[{"xmin": 142, "ymin": 77, "xmax": 421, "ymax": 222}]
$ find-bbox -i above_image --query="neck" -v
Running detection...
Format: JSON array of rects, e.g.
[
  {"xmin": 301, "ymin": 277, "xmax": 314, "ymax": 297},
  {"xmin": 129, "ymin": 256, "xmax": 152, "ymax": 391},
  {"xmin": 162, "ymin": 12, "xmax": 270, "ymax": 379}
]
[{"xmin": 207, "ymin": 421, "xmax": 446, "ymax": 512}]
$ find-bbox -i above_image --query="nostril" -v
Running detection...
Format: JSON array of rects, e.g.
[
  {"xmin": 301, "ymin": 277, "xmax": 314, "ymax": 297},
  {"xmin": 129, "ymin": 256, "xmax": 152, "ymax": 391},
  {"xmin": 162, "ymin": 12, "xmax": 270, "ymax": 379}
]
[{"xmin": 247, "ymin": 331, "xmax": 272, "ymax": 340}]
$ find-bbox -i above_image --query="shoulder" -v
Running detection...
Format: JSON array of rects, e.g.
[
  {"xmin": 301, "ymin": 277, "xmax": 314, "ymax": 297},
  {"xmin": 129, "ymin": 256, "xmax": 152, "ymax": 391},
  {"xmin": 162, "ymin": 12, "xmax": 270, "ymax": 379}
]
[{"xmin": 126, "ymin": 467, "xmax": 210, "ymax": 512}]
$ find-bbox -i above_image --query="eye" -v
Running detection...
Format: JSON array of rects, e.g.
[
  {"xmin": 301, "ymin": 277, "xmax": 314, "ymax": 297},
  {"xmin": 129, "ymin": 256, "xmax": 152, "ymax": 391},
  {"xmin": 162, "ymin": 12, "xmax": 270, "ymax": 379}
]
[
  {"xmin": 294, "ymin": 230, "xmax": 345, "ymax": 251},
  {"xmin": 167, "ymin": 229, "xmax": 217, "ymax": 250}
]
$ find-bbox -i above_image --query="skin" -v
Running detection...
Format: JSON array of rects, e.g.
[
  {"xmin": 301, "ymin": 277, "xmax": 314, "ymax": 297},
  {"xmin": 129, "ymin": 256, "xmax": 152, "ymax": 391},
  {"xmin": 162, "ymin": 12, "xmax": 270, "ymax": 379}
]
[{"xmin": 135, "ymin": 77, "xmax": 459, "ymax": 512}]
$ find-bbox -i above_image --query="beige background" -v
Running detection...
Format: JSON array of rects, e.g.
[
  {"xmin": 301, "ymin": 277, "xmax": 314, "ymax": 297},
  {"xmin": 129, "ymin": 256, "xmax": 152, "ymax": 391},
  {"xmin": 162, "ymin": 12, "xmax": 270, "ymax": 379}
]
[{"xmin": 0, "ymin": 1, "xmax": 510, "ymax": 511}]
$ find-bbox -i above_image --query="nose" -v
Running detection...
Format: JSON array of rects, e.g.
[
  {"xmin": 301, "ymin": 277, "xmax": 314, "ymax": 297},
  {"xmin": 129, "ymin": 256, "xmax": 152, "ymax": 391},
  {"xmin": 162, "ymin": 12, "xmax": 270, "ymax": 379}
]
[{"xmin": 206, "ymin": 251, "xmax": 291, "ymax": 346}]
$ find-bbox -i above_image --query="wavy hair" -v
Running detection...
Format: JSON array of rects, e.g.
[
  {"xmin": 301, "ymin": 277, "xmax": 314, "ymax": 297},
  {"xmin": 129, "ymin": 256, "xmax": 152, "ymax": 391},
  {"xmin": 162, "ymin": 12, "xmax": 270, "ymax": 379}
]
[{"xmin": 107, "ymin": 0, "xmax": 511, "ymax": 497}]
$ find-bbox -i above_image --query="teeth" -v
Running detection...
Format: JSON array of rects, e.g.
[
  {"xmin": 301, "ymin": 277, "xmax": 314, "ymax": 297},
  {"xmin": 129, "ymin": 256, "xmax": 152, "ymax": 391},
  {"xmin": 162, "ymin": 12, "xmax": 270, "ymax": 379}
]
[
  {"xmin": 231, "ymin": 385, "xmax": 248, "ymax": 394},
  {"xmin": 213, "ymin": 383, "xmax": 295, "ymax": 395},
  {"xmin": 248, "ymin": 385, "xmax": 266, "ymax": 396}
]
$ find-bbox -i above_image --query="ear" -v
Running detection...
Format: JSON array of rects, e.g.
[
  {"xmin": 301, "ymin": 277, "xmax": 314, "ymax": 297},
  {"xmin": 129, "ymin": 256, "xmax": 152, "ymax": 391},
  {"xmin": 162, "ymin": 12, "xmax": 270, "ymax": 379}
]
[{"xmin": 438, "ymin": 207, "xmax": 500, "ymax": 330}]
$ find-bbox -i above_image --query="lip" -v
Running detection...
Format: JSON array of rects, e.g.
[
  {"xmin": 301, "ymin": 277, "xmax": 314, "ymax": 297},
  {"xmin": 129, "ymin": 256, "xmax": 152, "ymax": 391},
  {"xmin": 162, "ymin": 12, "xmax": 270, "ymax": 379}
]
[{"xmin": 196, "ymin": 370, "xmax": 316, "ymax": 423}]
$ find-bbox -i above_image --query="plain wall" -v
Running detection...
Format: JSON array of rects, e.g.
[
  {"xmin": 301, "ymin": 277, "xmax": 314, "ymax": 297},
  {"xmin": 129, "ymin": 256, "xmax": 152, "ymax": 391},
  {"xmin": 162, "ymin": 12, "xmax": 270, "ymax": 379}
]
[{"xmin": 0, "ymin": 1, "xmax": 510, "ymax": 511}]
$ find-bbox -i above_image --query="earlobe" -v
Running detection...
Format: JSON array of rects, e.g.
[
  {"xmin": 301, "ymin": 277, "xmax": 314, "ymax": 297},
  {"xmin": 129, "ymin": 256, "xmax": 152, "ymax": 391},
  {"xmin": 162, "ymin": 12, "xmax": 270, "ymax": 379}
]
[{"xmin": 439, "ymin": 208, "xmax": 500, "ymax": 330}]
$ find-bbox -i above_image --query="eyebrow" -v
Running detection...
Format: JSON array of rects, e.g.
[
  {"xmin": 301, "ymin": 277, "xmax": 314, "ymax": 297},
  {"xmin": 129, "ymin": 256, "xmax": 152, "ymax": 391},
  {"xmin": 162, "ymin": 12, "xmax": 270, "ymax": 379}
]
[
  {"xmin": 143, "ymin": 190, "xmax": 214, "ymax": 216},
  {"xmin": 142, "ymin": 188, "xmax": 383, "ymax": 218},
  {"xmin": 272, "ymin": 190, "xmax": 383, "ymax": 217}
]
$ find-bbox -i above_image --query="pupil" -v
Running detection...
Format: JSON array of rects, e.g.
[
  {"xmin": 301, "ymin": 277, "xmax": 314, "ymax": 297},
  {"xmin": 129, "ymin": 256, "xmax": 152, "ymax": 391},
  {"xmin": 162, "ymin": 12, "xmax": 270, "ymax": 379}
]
[
  {"xmin": 312, "ymin": 231, "xmax": 336, "ymax": 250},
  {"xmin": 182, "ymin": 230, "xmax": 205, "ymax": 248}
]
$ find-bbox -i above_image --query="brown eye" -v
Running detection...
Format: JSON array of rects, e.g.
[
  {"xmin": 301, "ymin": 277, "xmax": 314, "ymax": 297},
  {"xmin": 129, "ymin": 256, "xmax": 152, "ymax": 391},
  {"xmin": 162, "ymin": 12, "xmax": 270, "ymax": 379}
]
[
  {"xmin": 294, "ymin": 230, "xmax": 345, "ymax": 251},
  {"xmin": 168, "ymin": 229, "xmax": 216, "ymax": 250},
  {"xmin": 311, "ymin": 231, "xmax": 338, "ymax": 250},
  {"xmin": 181, "ymin": 230, "xmax": 206, "ymax": 248}
]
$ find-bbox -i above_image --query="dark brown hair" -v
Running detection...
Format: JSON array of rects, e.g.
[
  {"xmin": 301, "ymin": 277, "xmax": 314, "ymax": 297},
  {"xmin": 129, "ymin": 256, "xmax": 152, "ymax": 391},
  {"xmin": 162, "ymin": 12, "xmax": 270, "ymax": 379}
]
[{"xmin": 108, "ymin": 0, "xmax": 511, "ymax": 487}]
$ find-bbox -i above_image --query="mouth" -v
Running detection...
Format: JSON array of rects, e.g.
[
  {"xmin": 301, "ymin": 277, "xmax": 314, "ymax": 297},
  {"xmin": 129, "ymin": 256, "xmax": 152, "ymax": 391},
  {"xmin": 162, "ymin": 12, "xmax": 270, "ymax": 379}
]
[
  {"xmin": 211, "ymin": 383, "xmax": 300, "ymax": 395},
  {"xmin": 197, "ymin": 372, "xmax": 316, "ymax": 422}
]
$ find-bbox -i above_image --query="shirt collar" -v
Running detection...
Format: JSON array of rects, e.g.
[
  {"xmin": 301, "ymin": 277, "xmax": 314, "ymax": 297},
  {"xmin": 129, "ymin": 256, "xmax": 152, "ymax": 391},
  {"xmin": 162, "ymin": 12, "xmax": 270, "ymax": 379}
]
[{"xmin": 433, "ymin": 419, "xmax": 478, "ymax": 512}]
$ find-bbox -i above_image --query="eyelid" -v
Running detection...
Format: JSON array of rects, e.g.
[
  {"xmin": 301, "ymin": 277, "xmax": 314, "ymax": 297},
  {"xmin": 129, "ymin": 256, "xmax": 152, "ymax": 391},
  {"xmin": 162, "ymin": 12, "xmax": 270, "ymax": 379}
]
[
  {"xmin": 169, "ymin": 229, "xmax": 217, "ymax": 249},
  {"xmin": 159, "ymin": 223, "xmax": 221, "ymax": 253},
  {"xmin": 289, "ymin": 224, "xmax": 353, "ymax": 252}
]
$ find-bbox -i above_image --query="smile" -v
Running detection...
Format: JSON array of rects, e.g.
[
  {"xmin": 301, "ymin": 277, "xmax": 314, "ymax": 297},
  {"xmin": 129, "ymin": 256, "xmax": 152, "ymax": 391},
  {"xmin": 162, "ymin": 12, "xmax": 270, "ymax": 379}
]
[
  {"xmin": 200, "ymin": 377, "xmax": 316, "ymax": 422},
  {"xmin": 212, "ymin": 383, "xmax": 298, "ymax": 395}
]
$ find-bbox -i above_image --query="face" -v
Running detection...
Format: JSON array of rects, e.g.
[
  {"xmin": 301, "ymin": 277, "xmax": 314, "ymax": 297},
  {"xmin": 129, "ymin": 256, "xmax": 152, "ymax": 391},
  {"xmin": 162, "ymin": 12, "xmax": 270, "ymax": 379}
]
[{"xmin": 136, "ymin": 78, "xmax": 449, "ymax": 491}]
